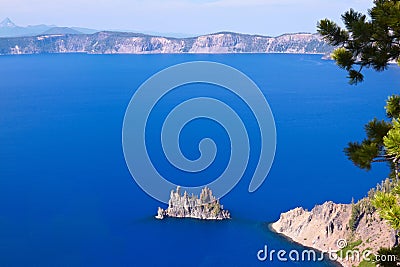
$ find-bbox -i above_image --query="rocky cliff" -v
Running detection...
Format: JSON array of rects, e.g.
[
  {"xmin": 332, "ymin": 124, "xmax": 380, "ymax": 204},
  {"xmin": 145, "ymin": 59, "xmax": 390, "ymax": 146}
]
[
  {"xmin": 271, "ymin": 200, "xmax": 396, "ymax": 267},
  {"xmin": 156, "ymin": 186, "xmax": 230, "ymax": 220},
  {"xmin": 0, "ymin": 31, "xmax": 332, "ymax": 55}
]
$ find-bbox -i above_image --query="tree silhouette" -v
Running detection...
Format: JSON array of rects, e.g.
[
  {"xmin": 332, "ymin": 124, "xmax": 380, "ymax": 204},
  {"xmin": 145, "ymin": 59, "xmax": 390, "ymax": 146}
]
[
  {"xmin": 344, "ymin": 96, "xmax": 400, "ymax": 178},
  {"xmin": 317, "ymin": 1, "xmax": 400, "ymax": 256},
  {"xmin": 317, "ymin": 0, "xmax": 400, "ymax": 84}
]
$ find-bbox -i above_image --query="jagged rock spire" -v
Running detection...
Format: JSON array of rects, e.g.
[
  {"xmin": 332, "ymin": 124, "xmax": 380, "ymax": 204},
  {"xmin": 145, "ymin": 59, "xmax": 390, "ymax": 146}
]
[{"xmin": 155, "ymin": 186, "xmax": 230, "ymax": 220}]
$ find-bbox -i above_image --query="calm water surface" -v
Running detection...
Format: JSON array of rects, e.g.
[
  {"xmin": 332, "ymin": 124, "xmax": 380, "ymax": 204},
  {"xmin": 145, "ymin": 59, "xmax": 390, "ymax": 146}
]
[{"xmin": 1, "ymin": 54, "xmax": 399, "ymax": 266}]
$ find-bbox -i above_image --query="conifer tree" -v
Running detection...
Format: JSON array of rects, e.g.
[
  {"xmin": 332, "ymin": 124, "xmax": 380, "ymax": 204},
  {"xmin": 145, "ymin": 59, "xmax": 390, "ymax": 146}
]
[
  {"xmin": 317, "ymin": 0, "xmax": 400, "ymax": 84},
  {"xmin": 317, "ymin": 2, "xmax": 400, "ymax": 258}
]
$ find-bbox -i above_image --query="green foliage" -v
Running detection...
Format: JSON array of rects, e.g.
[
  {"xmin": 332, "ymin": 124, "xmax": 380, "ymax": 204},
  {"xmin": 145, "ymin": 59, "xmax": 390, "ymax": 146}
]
[
  {"xmin": 361, "ymin": 198, "xmax": 376, "ymax": 216},
  {"xmin": 331, "ymin": 47, "xmax": 355, "ymax": 70},
  {"xmin": 212, "ymin": 204, "xmax": 220, "ymax": 216},
  {"xmin": 344, "ymin": 140, "xmax": 379, "ymax": 170},
  {"xmin": 358, "ymin": 258, "xmax": 376, "ymax": 267},
  {"xmin": 393, "ymin": 184, "xmax": 400, "ymax": 195},
  {"xmin": 370, "ymin": 178, "xmax": 398, "ymax": 196},
  {"xmin": 383, "ymin": 178, "xmax": 397, "ymax": 192},
  {"xmin": 342, "ymin": 96, "xmax": 400, "ymax": 234},
  {"xmin": 349, "ymin": 198, "xmax": 376, "ymax": 232},
  {"xmin": 347, "ymin": 70, "xmax": 364, "ymax": 85},
  {"xmin": 384, "ymin": 120, "xmax": 400, "ymax": 159},
  {"xmin": 317, "ymin": 19, "xmax": 349, "ymax": 46},
  {"xmin": 337, "ymin": 240, "xmax": 362, "ymax": 258},
  {"xmin": 372, "ymin": 191, "xmax": 397, "ymax": 211},
  {"xmin": 317, "ymin": 0, "xmax": 400, "ymax": 84},
  {"xmin": 368, "ymin": 180, "xmax": 400, "ymax": 232},
  {"xmin": 358, "ymin": 248, "xmax": 375, "ymax": 267},
  {"xmin": 320, "ymin": 0, "xmax": 400, "ymax": 255},
  {"xmin": 365, "ymin": 118, "xmax": 392, "ymax": 144},
  {"xmin": 386, "ymin": 95, "xmax": 400, "ymax": 119},
  {"xmin": 349, "ymin": 202, "xmax": 362, "ymax": 231},
  {"xmin": 372, "ymin": 190, "xmax": 400, "ymax": 230},
  {"xmin": 344, "ymin": 97, "xmax": 400, "ymax": 174}
]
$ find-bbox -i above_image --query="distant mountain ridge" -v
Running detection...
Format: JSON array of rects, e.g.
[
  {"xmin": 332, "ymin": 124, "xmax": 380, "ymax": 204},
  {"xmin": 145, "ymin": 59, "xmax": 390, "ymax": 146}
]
[
  {"xmin": 0, "ymin": 18, "xmax": 17, "ymax": 28},
  {"xmin": 0, "ymin": 18, "xmax": 192, "ymax": 38},
  {"xmin": 42, "ymin": 27, "xmax": 83, "ymax": 35},
  {"xmin": 0, "ymin": 18, "xmax": 99, "ymax": 37},
  {"xmin": 0, "ymin": 17, "xmax": 56, "ymax": 37},
  {"xmin": 0, "ymin": 30, "xmax": 333, "ymax": 55},
  {"xmin": 0, "ymin": 17, "xmax": 334, "ymax": 55}
]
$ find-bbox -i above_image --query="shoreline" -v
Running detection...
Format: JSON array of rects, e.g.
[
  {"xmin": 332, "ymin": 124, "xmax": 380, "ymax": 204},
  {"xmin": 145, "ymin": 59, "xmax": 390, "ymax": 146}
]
[
  {"xmin": 270, "ymin": 200, "xmax": 396, "ymax": 267},
  {"xmin": 268, "ymin": 222, "xmax": 344, "ymax": 267},
  {"xmin": 0, "ymin": 51, "xmax": 328, "ymax": 56}
]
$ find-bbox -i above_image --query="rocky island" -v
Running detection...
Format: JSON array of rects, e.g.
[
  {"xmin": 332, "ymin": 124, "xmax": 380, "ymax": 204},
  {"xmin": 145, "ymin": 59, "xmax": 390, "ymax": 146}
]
[{"xmin": 156, "ymin": 186, "xmax": 230, "ymax": 220}]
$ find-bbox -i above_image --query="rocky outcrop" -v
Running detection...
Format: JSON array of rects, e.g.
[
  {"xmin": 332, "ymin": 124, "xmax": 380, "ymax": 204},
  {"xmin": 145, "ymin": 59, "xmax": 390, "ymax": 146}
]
[
  {"xmin": 156, "ymin": 186, "xmax": 230, "ymax": 220},
  {"xmin": 0, "ymin": 31, "xmax": 333, "ymax": 55},
  {"xmin": 272, "ymin": 202, "xmax": 351, "ymax": 251},
  {"xmin": 271, "ymin": 200, "xmax": 396, "ymax": 267}
]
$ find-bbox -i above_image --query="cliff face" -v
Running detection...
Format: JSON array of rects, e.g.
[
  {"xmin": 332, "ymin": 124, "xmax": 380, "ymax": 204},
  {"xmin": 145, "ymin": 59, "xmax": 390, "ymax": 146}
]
[
  {"xmin": 156, "ymin": 186, "xmax": 230, "ymax": 220},
  {"xmin": 272, "ymin": 202, "xmax": 351, "ymax": 251},
  {"xmin": 271, "ymin": 201, "xmax": 396, "ymax": 267},
  {"xmin": 0, "ymin": 31, "xmax": 333, "ymax": 55}
]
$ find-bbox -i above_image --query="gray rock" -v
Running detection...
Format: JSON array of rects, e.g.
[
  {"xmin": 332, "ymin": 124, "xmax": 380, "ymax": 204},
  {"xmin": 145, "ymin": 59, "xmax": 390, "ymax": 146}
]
[
  {"xmin": 155, "ymin": 186, "xmax": 230, "ymax": 220},
  {"xmin": 0, "ymin": 31, "xmax": 333, "ymax": 55}
]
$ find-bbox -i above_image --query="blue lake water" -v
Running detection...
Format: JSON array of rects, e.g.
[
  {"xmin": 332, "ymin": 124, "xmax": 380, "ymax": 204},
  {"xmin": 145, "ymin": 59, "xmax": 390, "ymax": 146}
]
[{"xmin": 1, "ymin": 54, "xmax": 399, "ymax": 266}]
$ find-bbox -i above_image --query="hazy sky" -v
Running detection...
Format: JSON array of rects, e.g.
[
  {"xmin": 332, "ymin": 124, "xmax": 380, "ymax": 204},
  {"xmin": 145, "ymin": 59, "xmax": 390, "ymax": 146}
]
[{"xmin": 1, "ymin": 0, "xmax": 373, "ymax": 36}]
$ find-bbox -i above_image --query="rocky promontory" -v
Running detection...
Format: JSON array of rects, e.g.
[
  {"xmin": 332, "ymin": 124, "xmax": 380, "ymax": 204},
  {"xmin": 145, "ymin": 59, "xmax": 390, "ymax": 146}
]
[
  {"xmin": 271, "ymin": 199, "xmax": 396, "ymax": 267},
  {"xmin": 156, "ymin": 186, "xmax": 230, "ymax": 220}
]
